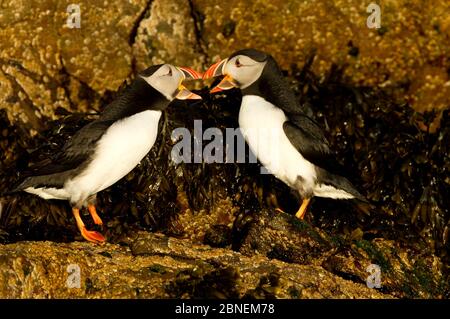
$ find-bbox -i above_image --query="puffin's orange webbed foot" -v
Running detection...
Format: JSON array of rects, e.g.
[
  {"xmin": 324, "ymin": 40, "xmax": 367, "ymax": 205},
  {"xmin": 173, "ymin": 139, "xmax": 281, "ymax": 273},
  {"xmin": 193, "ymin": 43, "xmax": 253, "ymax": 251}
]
[
  {"xmin": 80, "ymin": 227, "xmax": 106, "ymax": 243},
  {"xmin": 88, "ymin": 204, "xmax": 103, "ymax": 225},
  {"xmin": 295, "ymin": 198, "xmax": 311, "ymax": 220},
  {"xmin": 72, "ymin": 207, "xmax": 106, "ymax": 244}
]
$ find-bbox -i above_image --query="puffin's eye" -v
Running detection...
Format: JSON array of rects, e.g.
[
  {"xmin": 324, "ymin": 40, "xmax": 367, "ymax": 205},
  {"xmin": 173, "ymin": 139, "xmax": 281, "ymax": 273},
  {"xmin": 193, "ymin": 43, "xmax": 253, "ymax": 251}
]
[
  {"xmin": 235, "ymin": 58, "xmax": 242, "ymax": 67},
  {"xmin": 166, "ymin": 68, "xmax": 172, "ymax": 76}
]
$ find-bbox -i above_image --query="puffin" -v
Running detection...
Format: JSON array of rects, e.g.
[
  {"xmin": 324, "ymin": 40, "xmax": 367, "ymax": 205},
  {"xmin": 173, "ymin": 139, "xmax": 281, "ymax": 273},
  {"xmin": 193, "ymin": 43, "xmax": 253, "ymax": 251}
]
[
  {"xmin": 13, "ymin": 64, "xmax": 202, "ymax": 243},
  {"xmin": 203, "ymin": 49, "xmax": 367, "ymax": 219}
]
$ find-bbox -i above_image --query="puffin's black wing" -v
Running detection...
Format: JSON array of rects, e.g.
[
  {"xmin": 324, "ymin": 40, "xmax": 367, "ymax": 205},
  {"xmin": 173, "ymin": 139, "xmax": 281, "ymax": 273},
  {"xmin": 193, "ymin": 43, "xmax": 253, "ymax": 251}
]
[
  {"xmin": 15, "ymin": 120, "xmax": 113, "ymax": 190},
  {"xmin": 54, "ymin": 120, "xmax": 114, "ymax": 171},
  {"xmin": 283, "ymin": 113, "xmax": 343, "ymax": 176},
  {"xmin": 284, "ymin": 114, "xmax": 368, "ymax": 202}
]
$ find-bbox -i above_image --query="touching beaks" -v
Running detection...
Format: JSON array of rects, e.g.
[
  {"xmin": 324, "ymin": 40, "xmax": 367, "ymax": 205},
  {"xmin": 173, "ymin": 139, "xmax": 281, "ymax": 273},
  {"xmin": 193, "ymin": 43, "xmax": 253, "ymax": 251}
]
[
  {"xmin": 203, "ymin": 59, "xmax": 237, "ymax": 93},
  {"xmin": 175, "ymin": 66, "xmax": 203, "ymax": 100}
]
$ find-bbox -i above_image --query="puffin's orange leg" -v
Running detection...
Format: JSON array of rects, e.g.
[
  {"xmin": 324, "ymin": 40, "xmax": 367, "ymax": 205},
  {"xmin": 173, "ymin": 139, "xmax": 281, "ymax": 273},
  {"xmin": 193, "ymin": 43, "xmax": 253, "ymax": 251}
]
[
  {"xmin": 88, "ymin": 204, "xmax": 103, "ymax": 225},
  {"xmin": 72, "ymin": 208, "xmax": 105, "ymax": 243},
  {"xmin": 295, "ymin": 198, "xmax": 311, "ymax": 220}
]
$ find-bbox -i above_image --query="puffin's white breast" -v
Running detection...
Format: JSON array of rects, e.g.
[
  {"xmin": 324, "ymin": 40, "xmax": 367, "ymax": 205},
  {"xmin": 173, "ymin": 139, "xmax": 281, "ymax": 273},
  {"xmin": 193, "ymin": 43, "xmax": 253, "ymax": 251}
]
[
  {"xmin": 65, "ymin": 110, "xmax": 162, "ymax": 203},
  {"xmin": 238, "ymin": 95, "xmax": 316, "ymax": 190}
]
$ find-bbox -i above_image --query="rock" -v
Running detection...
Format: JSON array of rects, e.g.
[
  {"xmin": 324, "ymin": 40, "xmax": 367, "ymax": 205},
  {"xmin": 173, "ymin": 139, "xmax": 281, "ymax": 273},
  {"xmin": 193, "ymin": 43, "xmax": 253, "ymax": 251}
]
[
  {"xmin": 192, "ymin": 0, "xmax": 450, "ymax": 113},
  {"xmin": 132, "ymin": 0, "xmax": 205, "ymax": 73},
  {"xmin": 235, "ymin": 209, "xmax": 448, "ymax": 298},
  {"xmin": 0, "ymin": 0, "xmax": 148, "ymax": 131},
  {"xmin": 237, "ymin": 209, "xmax": 333, "ymax": 265},
  {"xmin": 203, "ymin": 224, "xmax": 232, "ymax": 248},
  {"xmin": 0, "ymin": 231, "xmax": 388, "ymax": 298},
  {"xmin": 0, "ymin": 0, "xmax": 448, "ymax": 299},
  {"xmin": 2, "ymin": 0, "xmax": 449, "ymax": 132}
]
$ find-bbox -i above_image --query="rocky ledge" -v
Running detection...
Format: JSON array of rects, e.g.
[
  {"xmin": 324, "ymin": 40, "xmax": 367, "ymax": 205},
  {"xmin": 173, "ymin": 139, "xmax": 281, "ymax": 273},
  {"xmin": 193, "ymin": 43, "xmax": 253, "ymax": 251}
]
[{"xmin": 0, "ymin": 210, "xmax": 447, "ymax": 298}]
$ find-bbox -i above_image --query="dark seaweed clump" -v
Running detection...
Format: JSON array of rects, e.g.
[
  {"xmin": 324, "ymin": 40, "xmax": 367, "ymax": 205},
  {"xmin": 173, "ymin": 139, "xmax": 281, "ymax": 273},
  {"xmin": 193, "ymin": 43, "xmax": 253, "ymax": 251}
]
[
  {"xmin": 290, "ymin": 60, "xmax": 449, "ymax": 262},
  {"xmin": 0, "ymin": 92, "xmax": 241, "ymax": 243},
  {"xmin": 0, "ymin": 59, "xmax": 448, "ymax": 267},
  {"xmin": 204, "ymin": 58, "xmax": 449, "ymax": 264}
]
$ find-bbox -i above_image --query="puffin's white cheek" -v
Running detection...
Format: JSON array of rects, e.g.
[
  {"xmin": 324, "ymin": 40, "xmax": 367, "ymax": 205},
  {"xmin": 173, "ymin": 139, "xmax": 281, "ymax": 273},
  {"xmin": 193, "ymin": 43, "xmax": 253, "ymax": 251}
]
[
  {"xmin": 240, "ymin": 63, "xmax": 266, "ymax": 89},
  {"xmin": 166, "ymin": 77, "xmax": 181, "ymax": 97},
  {"xmin": 235, "ymin": 69, "xmax": 254, "ymax": 88},
  {"xmin": 229, "ymin": 67, "xmax": 242, "ymax": 83}
]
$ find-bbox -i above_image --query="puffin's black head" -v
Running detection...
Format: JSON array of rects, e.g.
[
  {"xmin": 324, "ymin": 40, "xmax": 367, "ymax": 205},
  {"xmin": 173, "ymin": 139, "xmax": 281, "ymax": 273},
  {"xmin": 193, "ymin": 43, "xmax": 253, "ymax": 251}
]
[
  {"xmin": 228, "ymin": 49, "xmax": 268, "ymax": 62},
  {"xmin": 203, "ymin": 49, "xmax": 277, "ymax": 93},
  {"xmin": 138, "ymin": 63, "xmax": 202, "ymax": 101}
]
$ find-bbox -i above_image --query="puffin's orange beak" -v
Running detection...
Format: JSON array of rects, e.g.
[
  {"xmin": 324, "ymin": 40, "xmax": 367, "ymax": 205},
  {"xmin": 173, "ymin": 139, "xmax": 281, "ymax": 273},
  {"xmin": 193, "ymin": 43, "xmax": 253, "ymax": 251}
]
[
  {"xmin": 203, "ymin": 59, "xmax": 238, "ymax": 93},
  {"xmin": 177, "ymin": 66, "xmax": 203, "ymax": 80},
  {"xmin": 175, "ymin": 66, "xmax": 203, "ymax": 100},
  {"xmin": 203, "ymin": 59, "xmax": 227, "ymax": 80}
]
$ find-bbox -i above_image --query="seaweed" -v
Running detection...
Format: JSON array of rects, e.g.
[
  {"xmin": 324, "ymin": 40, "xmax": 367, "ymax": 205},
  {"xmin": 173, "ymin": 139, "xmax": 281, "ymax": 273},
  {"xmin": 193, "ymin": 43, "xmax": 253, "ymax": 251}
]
[{"xmin": 0, "ymin": 57, "xmax": 448, "ymax": 270}]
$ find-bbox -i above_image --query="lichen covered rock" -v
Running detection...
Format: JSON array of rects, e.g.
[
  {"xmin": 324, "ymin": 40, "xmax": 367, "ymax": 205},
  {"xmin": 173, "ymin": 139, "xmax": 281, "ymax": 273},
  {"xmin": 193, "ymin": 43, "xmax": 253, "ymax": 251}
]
[
  {"xmin": 192, "ymin": 0, "xmax": 450, "ymax": 114},
  {"xmin": 132, "ymin": 0, "xmax": 205, "ymax": 73},
  {"xmin": 0, "ymin": 231, "xmax": 388, "ymax": 298},
  {"xmin": 0, "ymin": 0, "xmax": 147, "ymax": 131},
  {"xmin": 0, "ymin": 0, "xmax": 448, "ymax": 299}
]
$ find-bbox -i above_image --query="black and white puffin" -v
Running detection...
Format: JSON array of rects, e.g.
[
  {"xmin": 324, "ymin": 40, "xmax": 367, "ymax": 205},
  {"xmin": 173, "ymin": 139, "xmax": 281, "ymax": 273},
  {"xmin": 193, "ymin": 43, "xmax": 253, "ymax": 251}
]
[
  {"xmin": 13, "ymin": 64, "xmax": 202, "ymax": 243},
  {"xmin": 203, "ymin": 49, "xmax": 366, "ymax": 219}
]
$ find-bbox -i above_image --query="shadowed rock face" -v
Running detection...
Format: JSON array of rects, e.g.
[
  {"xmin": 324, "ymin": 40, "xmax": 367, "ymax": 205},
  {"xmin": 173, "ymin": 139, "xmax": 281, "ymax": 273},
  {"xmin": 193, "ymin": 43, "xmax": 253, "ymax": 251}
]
[
  {"xmin": 1, "ymin": 0, "xmax": 449, "ymax": 131},
  {"xmin": 0, "ymin": 0, "xmax": 449, "ymax": 299}
]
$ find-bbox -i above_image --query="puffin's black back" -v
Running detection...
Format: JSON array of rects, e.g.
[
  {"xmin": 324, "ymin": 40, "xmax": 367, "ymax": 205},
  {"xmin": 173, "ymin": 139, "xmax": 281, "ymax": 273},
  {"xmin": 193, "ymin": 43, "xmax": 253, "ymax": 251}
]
[
  {"xmin": 101, "ymin": 65, "xmax": 169, "ymax": 121},
  {"xmin": 13, "ymin": 66, "xmax": 170, "ymax": 191}
]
